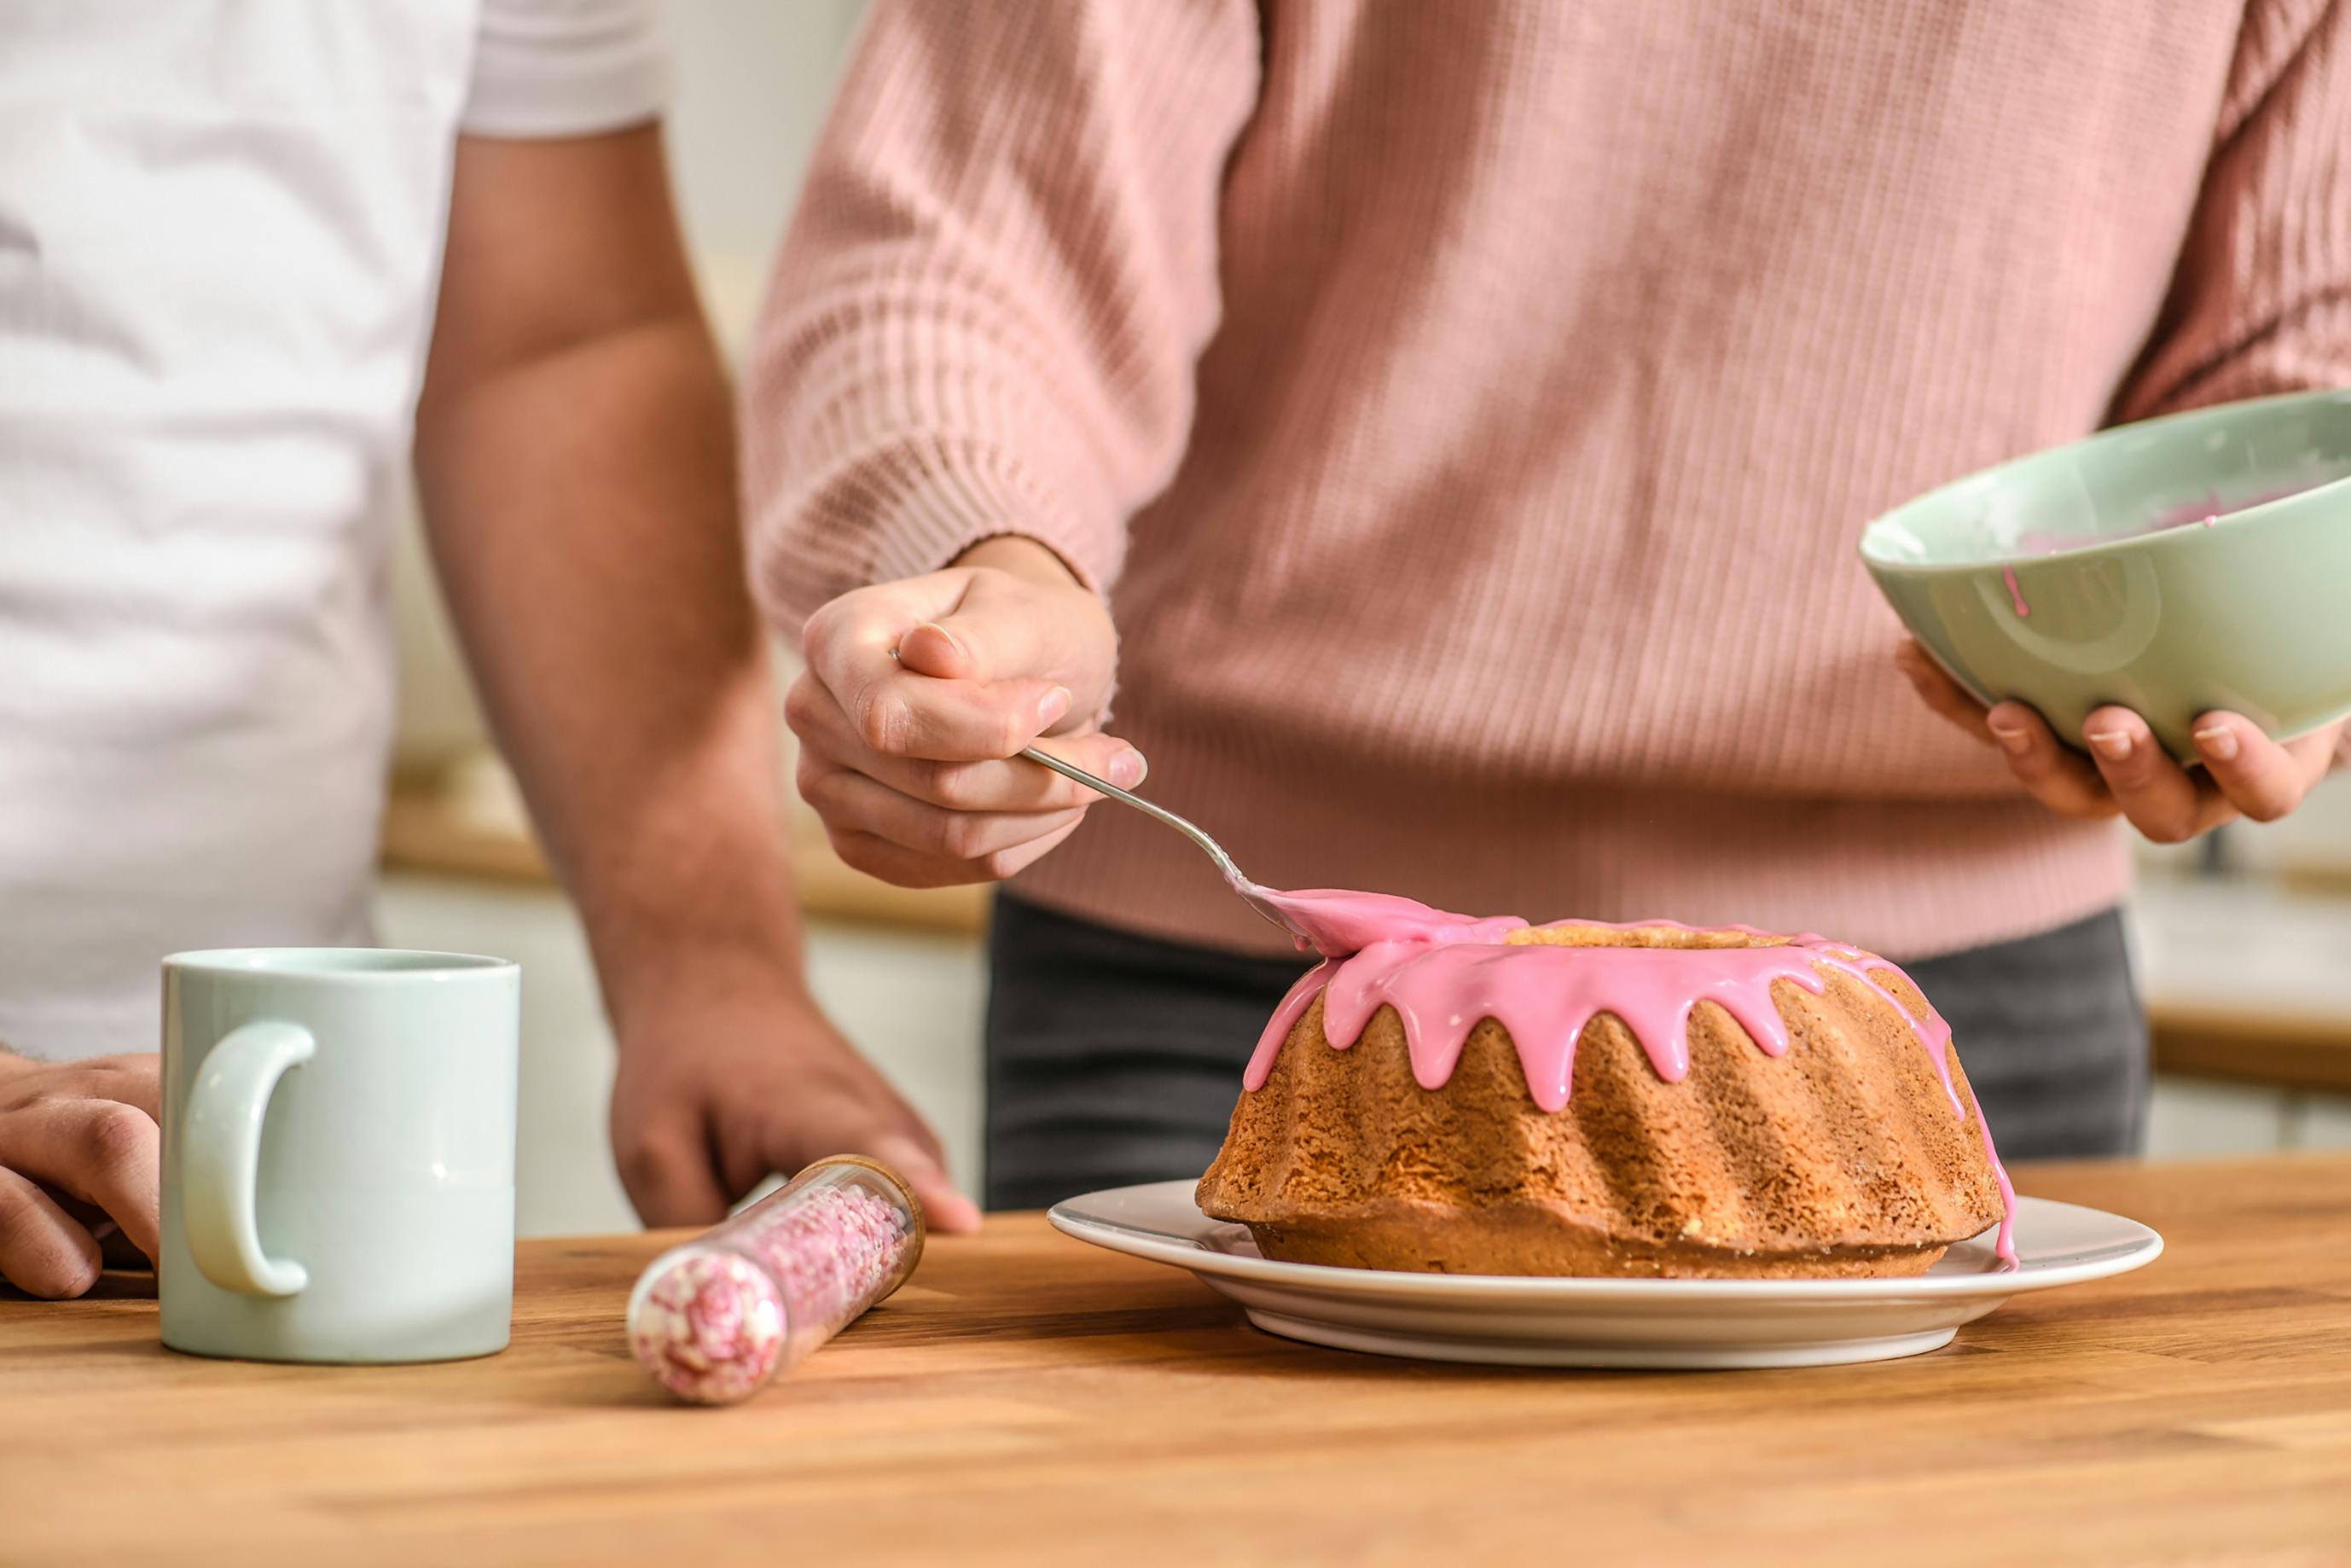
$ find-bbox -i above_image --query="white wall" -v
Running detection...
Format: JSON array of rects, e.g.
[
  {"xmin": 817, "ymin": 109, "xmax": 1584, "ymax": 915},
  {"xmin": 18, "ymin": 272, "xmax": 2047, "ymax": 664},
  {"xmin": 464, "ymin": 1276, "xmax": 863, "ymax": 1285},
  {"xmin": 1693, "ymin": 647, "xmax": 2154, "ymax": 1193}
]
[{"xmin": 665, "ymin": 0, "xmax": 865, "ymax": 309}]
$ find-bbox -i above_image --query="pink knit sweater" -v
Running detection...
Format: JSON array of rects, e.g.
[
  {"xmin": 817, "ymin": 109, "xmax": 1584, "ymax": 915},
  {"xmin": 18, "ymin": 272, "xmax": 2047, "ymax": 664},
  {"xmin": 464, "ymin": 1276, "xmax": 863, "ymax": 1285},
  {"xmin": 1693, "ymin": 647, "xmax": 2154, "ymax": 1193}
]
[{"xmin": 746, "ymin": 0, "xmax": 2351, "ymax": 961}]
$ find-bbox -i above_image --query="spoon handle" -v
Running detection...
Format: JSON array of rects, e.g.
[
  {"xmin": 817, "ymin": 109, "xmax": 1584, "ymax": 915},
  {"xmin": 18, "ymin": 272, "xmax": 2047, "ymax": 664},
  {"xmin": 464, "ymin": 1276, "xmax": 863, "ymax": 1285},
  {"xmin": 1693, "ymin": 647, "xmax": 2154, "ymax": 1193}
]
[{"xmin": 1018, "ymin": 746, "xmax": 1249, "ymax": 887}]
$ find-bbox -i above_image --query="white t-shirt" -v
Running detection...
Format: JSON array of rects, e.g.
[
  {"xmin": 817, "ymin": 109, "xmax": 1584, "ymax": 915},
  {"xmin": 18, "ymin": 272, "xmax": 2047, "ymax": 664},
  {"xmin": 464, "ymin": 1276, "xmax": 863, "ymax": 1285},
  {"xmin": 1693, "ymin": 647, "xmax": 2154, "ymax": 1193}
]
[{"xmin": 0, "ymin": 2, "xmax": 669, "ymax": 1061}]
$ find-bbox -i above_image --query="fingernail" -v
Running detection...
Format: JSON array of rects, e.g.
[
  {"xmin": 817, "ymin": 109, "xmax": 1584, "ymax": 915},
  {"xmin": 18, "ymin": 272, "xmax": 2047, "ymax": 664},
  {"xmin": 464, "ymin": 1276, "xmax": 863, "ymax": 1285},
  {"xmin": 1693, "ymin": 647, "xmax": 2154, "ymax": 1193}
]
[
  {"xmin": 918, "ymin": 621, "xmax": 964, "ymax": 661},
  {"xmin": 2085, "ymin": 729, "xmax": 2134, "ymax": 764},
  {"xmin": 1107, "ymin": 747, "xmax": 1147, "ymax": 788},
  {"xmin": 1037, "ymin": 685, "xmax": 1073, "ymax": 728},
  {"xmin": 1986, "ymin": 717, "xmax": 2031, "ymax": 755},
  {"xmin": 2194, "ymin": 723, "xmax": 2239, "ymax": 763}
]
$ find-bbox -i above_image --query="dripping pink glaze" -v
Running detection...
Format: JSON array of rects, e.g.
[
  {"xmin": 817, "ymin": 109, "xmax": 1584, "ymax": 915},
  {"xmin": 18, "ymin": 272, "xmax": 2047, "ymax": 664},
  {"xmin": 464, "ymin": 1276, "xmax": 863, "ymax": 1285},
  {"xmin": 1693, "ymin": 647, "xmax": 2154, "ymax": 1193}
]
[
  {"xmin": 2000, "ymin": 564, "xmax": 2030, "ymax": 618},
  {"xmin": 1240, "ymin": 891, "xmax": 2018, "ymax": 1266}
]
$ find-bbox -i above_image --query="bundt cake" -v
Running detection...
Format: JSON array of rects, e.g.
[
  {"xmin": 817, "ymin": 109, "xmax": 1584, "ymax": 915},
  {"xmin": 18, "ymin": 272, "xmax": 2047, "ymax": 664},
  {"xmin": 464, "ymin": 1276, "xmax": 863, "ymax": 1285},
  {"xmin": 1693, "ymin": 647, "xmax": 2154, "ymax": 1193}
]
[{"xmin": 1195, "ymin": 902, "xmax": 2014, "ymax": 1279}]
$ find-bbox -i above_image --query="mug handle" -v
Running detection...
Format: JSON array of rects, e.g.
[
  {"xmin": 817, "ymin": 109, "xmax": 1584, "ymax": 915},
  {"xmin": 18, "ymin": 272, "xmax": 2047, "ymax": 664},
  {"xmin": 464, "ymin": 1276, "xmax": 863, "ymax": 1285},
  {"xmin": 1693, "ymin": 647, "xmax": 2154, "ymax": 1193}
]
[{"xmin": 181, "ymin": 1020, "xmax": 315, "ymax": 1297}]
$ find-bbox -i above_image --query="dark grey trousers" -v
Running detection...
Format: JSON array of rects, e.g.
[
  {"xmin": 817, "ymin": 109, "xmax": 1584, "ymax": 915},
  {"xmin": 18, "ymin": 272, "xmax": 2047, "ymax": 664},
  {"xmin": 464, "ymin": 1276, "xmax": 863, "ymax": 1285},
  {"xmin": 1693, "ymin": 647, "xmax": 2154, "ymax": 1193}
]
[{"xmin": 983, "ymin": 896, "xmax": 2148, "ymax": 1211}]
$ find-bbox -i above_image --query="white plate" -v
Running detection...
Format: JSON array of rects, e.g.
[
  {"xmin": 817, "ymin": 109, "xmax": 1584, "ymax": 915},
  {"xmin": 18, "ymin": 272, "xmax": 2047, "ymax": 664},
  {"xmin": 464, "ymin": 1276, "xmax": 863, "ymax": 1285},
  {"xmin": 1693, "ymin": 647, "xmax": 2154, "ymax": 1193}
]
[{"xmin": 1048, "ymin": 1182, "xmax": 2162, "ymax": 1368}]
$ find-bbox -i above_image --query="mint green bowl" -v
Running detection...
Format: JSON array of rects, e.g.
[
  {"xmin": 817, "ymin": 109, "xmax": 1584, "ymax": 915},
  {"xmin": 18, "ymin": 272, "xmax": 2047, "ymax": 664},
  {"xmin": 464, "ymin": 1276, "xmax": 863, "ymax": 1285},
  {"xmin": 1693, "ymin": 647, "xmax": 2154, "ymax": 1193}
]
[{"xmin": 1860, "ymin": 389, "xmax": 2351, "ymax": 762}]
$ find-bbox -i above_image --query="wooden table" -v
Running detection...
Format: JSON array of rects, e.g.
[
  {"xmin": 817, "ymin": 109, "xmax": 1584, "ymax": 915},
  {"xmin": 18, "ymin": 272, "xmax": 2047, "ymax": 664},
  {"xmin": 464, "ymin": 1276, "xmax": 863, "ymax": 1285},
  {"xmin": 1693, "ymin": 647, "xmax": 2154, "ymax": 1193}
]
[{"xmin": 5, "ymin": 1157, "xmax": 2348, "ymax": 1565}]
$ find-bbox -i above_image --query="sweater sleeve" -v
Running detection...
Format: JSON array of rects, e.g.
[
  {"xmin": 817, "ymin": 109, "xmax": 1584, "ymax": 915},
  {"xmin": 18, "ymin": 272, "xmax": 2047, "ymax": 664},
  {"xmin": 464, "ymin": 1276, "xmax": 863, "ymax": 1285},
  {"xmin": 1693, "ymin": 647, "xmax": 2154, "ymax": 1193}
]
[
  {"xmin": 2112, "ymin": 0, "xmax": 2351, "ymax": 420},
  {"xmin": 741, "ymin": 0, "xmax": 1262, "ymax": 631}
]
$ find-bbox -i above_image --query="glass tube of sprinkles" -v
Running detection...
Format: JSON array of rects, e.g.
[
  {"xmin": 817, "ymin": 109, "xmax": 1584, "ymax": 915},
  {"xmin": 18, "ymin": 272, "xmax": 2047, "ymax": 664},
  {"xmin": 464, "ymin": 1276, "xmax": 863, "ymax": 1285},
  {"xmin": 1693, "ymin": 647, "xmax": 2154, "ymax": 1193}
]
[{"xmin": 627, "ymin": 1154, "xmax": 926, "ymax": 1404}]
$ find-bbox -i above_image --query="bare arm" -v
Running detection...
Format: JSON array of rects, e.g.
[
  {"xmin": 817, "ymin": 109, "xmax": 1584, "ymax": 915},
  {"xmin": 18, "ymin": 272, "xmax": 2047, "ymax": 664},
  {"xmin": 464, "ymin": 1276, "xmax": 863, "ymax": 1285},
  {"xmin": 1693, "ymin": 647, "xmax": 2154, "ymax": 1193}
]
[
  {"xmin": 417, "ymin": 126, "xmax": 790, "ymax": 1003},
  {"xmin": 413, "ymin": 125, "xmax": 976, "ymax": 1229}
]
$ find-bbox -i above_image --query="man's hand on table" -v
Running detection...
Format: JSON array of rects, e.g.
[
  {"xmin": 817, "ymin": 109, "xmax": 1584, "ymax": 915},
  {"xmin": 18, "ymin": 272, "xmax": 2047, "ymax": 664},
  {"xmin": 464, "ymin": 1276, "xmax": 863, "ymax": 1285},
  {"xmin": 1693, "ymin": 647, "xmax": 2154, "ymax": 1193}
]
[
  {"xmin": 788, "ymin": 536, "xmax": 1135, "ymax": 889},
  {"xmin": 1897, "ymin": 636, "xmax": 2343, "ymax": 843},
  {"xmin": 0, "ymin": 1049, "xmax": 160, "ymax": 1298},
  {"xmin": 608, "ymin": 967, "xmax": 981, "ymax": 1234}
]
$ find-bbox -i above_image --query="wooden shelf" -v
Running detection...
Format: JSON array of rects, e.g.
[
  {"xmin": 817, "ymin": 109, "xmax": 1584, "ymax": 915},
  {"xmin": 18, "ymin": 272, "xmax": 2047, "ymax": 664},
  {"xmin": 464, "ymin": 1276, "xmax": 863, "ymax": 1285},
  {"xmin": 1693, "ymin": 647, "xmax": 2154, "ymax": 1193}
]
[
  {"xmin": 379, "ymin": 784, "xmax": 988, "ymax": 938},
  {"xmin": 2149, "ymin": 1002, "xmax": 2351, "ymax": 1095},
  {"xmin": 2132, "ymin": 873, "xmax": 2351, "ymax": 1096}
]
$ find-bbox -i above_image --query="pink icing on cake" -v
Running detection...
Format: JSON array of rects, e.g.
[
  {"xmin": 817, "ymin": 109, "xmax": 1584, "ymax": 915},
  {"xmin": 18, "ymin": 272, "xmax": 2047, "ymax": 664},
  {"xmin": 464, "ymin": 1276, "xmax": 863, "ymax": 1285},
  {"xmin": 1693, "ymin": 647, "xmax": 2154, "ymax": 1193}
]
[
  {"xmin": 1251, "ymin": 886, "xmax": 1524, "ymax": 956},
  {"xmin": 1241, "ymin": 891, "xmax": 2019, "ymax": 1266}
]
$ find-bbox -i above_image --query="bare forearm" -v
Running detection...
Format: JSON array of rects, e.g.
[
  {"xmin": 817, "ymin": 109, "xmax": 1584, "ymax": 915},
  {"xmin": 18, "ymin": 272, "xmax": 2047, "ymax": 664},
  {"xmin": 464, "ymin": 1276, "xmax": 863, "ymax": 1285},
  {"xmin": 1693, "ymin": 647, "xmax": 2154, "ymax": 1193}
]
[{"xmin": 413, "ymin": 316, "xmax": 805, "ymax": 1016}]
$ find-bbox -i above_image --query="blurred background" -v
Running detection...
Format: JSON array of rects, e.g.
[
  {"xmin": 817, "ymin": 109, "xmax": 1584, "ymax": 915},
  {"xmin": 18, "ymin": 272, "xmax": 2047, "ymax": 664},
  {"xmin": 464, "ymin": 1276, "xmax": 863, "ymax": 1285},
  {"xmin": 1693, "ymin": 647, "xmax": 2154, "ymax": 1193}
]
[{"xmin": 381, "ymin": 0, "xmax": 2351, "ymax": 1238}]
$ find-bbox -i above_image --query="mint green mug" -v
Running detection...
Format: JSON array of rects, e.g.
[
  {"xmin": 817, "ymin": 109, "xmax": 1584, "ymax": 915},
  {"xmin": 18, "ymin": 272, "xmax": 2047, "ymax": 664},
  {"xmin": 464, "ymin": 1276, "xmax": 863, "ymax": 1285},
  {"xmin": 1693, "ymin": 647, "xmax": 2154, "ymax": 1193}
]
[{"xmin": 158, "ymin": 948, "xmax": 520, "ymax": 1363}]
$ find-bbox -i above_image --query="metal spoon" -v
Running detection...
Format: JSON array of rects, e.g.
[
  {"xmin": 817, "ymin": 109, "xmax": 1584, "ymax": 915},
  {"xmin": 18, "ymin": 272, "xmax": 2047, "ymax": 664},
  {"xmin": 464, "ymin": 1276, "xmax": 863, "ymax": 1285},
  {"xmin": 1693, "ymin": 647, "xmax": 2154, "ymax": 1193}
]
[{"xmin": 1019, "ymin": 746, "xmax": 1305, "ymax": 944}]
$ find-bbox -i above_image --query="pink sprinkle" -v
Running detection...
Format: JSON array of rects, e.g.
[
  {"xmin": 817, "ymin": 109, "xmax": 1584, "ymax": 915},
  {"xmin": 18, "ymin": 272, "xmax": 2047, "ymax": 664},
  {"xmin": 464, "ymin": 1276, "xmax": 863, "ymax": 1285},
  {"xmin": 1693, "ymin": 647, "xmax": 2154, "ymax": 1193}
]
[{"xmin": 629, "ymin": 1186, "xmax": 912, "ymax": 1403}]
